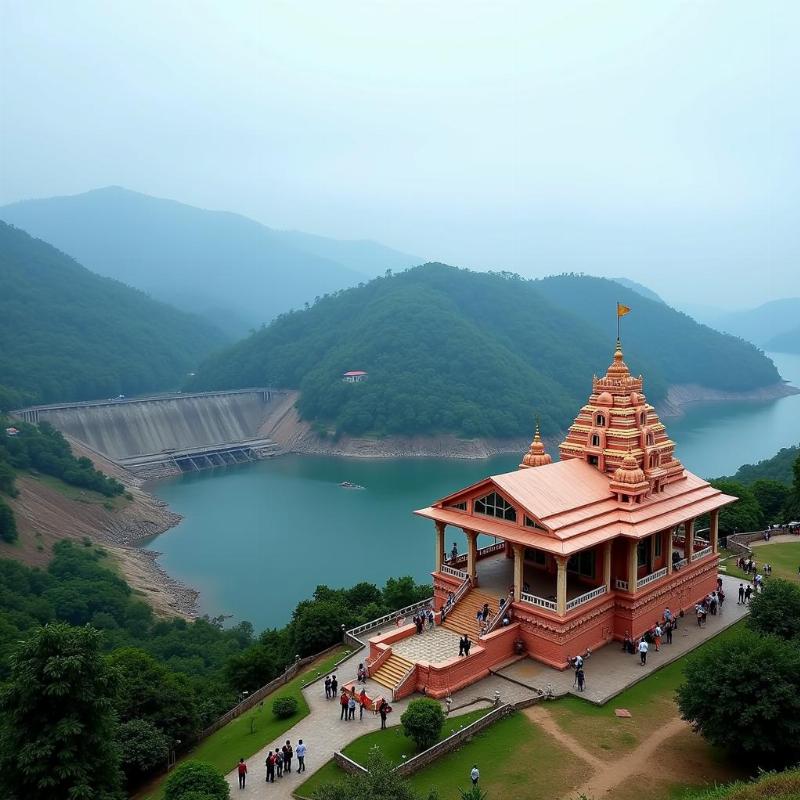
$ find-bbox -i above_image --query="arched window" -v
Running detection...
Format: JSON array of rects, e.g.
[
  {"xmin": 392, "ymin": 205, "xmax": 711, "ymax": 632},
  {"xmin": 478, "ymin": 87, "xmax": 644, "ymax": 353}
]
[
  {"xmin": 650, "ymin": 454, "xmax": 658, "ymax": 469},
  {"xmin": 595, "ymin": 413, "xmax": 606, "ymax": 427},
  {"xmin": 591, "ymin": 434, "xmax": 601, "ymax": 447},
  {"xmin": 646, "ymin": 432, "xmax": 655, "ymax": 446},
  {"xmin": 474, "ymin": 491, "xmax": 517, "ymax": 522},
  {"xmin": 640, "ymin": 412, "xmax": 647, "ymax": 426}
]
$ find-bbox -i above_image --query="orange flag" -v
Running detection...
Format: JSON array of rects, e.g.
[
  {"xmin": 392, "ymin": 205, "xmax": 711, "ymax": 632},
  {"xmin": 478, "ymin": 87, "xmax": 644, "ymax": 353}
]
[{"xmin": 617, "ymin": 303, "xmax": 631, "ymax": 318}]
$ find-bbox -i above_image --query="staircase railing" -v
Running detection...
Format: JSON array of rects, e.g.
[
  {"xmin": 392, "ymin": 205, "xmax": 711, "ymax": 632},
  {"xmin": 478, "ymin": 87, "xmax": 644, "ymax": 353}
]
[
  {"xmin": 441, "ymin": 574, "xmax": 471, "ymax": 622},
  {"xmin": 482, "ymin": 590, "xmax": 514, "ymax": 636},
  {"xmin": 392, "ymin": 662, "xmax": 417, "ymax": 701}
]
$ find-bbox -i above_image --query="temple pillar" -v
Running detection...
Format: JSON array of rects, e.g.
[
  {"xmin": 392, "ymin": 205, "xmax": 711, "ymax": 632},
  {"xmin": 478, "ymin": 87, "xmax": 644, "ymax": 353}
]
[
  {"xmin": 556, "ymin": 556, "xmax": 568, "ymax": 615},
  {"xmin": 627, "ymin": 539, "xmax": 638, "ymax": 592},
  {"xmin": 710, "ymin": 509, "xmax": 719, "ymax": 553},
  {"xmin": 667, "ymin": 528, "xmax": 673, "ymax": 575},
  {"xmin": 513, "ymin": 544, "xmax": 524, "ymax": 600},
  {"xmin": 434, "ymin": 521, "xmax": 445, "ymax": 573},
  {"xmin": 603, "ymin": 541, "xmax": 612, "ymax": 591},
  {"xmin": 465, "ymin": 529, "xmax": 478, "ymax": 585},
  {"xmin": 685, "ymin": 518, "xmax": 695, "ymax": 563}
]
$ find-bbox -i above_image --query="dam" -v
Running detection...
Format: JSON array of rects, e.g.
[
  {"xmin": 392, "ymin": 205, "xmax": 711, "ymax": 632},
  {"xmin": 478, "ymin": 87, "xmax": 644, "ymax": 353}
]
[{"xmin": 13, "ymin": 388, "xmax": 291, "ymax": 478}]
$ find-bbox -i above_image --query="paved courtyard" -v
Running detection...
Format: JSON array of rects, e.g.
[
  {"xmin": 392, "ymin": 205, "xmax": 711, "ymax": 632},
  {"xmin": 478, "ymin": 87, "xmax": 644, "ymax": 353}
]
[
  {"xmin": 495, "ymin": 574, "xmax": 749, "ymax": 704},
  {"xmin": 392, "ymin": 625, "xmax": 462, "ymax": 662}
]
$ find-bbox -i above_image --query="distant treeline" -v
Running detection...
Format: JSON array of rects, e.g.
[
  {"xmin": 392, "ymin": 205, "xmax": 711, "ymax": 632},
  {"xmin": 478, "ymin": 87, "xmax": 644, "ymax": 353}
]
[
  {"xmin": 0, "ymin": 221, "xmax": 225, "ymax": 405},
  {"xmin": 0, "ymin": 540, "xmax": 430, "ymax": 791},
  {"xmin": 188, "ymin": 264, "xmax": 781, "ymax": 439}
]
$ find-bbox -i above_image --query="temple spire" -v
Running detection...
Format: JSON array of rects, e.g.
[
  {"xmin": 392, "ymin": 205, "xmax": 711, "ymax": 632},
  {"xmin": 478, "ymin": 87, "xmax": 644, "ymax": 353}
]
[{"xmin": 520, "ymin": 417, "xmax": 552, "ymax": 469}]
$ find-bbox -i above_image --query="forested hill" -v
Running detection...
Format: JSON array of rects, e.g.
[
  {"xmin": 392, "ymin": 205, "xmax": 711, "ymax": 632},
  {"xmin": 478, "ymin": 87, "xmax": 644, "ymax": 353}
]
[
  {"xmin": 0, "ymin": 222, "xmax": 226, "ymax": 405},
  {"xmin": 187, "ymin": 264, "xmax": 782, "ymax": 439},
  {"xmin": 724, "ymin": 445, "xmax": 800, "ymax": 485},
  {"xmin": 0, "ymin": 187, "xmax": 420, "ymax": 336}
]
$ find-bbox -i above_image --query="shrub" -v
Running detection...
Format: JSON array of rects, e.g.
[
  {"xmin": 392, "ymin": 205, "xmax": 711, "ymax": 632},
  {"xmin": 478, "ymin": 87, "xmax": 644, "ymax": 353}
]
[
  {"xmin": 164, "ymin": 761, "xmax": 229, "ymax": 800},
  {"xmin": 400, "ymin": 698, "xmax": 445, "ymax": 751},
  {"xmin": 272, "ymin": 695, "xmax": 299, "ymax": 719}
]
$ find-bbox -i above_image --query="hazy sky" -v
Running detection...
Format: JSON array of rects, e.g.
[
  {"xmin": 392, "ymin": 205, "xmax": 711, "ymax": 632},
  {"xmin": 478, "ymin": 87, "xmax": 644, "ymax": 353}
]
[{"xmin": 1, "ymin": 1, "xmax": 796, "ymax": 309}]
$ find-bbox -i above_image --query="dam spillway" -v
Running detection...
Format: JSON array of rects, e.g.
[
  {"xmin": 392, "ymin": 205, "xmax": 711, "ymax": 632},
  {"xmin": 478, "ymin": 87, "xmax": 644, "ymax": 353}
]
[{"xmin": 13, "ymin": 388, "xmax": 289, "ymax": 478}]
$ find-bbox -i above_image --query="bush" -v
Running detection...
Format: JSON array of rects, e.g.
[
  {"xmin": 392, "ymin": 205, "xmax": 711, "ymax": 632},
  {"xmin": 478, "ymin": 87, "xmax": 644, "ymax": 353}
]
[
  {"xmin": 676, "ymin": 628, "xmax": 800, "ymax": 767},
  {"xmin": 272, "ymin": 695, "xmax": 299, "ymax": 719},
  {"xmin": 0, "ymin": 499, "xmax": 17, "ymax": 543},
  {"xmin": 749, "ymin": 579, "xmax": 800, "ymax": 640},
  {"xmin": 164, "ymin": 761, "xmax": 229, "ymax": 800},
  {"xmin": 400, "ymin": 698, "xmax": 445, "ymax": 751}
]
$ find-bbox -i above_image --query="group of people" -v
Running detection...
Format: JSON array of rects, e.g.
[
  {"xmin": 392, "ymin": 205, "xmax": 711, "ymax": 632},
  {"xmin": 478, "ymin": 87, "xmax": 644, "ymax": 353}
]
[
  {"xmin": 323, "ymin": 674, "xmax": 339, "ymax": 699},
  {"xmin": 339, "ymin": 686, "xmax": 370, "ymax": 721},
  {"xmin": 568, "ymin": 652, "xmax": 587, "ymax": 691},
  {"xmin": 412, "ymin": 607, "xmax": 436, "ymax": 634},
  {"xmin": 234, "ymin": 739, "xmax": 308, "ymax": 789},
  {"xmin": 458, "ymin": 633, "xmax": 473, "ymax": 657},
  {"xmin": 695, "ymin": 588, "xmax": 723, "ymax": 626}
]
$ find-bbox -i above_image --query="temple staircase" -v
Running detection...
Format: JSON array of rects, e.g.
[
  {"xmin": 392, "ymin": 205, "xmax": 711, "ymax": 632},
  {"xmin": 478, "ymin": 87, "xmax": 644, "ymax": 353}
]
[
  {"xmin": 370, "ymin": 653, "xmax": 415, "ymax": 692},
  {"xmin": 441, "ymin": 588, "xmax": 499, "ymax": 637}
]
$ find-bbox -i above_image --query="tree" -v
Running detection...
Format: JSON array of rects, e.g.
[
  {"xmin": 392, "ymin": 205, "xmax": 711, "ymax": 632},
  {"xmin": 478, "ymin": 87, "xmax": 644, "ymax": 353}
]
[
  {"xmin": 116, "ymin": 718, "xmax": 169, "ymax": 784},
  {"xmin": 272, "ymin": 696, "xmax": 299, "ymax": 719},
  {"xmin": 783, "ymin": 453, "xmax": 800, "ymax": 520},
  {"xmin": 750, "ymin": 479, "xmax": 790, "ymax": 523},
  {"xmin": 163, "ymin": 761, "xmax": 229, "ymax": 800},
  {"xmin": 313, "ymin": 750, "xmax": 438, "ymax": 800},
  {"xmin": 749, "ymin": 579, "xmax": 800, "ymax": 641},
  {"xmin": 0, "ymin": 498, "xmax": 17, "ymax": 543},
  {"xmin": 0, "ymin": 623, "xmax": 123, "ymax": 800},
  {"xmin": 676, "ymin": 628, "xmax": 800, "ymax": 767},
  {"xmin": 383, "ymin": 576, "xmax": 430, "ymax": 611},
  {"xmin": 400, "ymin": 698, "xmax": 445, "ymax": 751},
  {"xmin": 709, "ymin": 480, "xmax": 763, "ymax": 533}
]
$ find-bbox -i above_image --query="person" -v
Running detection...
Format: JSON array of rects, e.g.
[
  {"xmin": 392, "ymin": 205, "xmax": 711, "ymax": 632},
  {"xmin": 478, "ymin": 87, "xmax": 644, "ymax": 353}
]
[
  {"xmin": 275, "ymin": 746, "xmax": 283, "ymax": 778},
  {"xmin": 717, "ymin": 576, "xmax": 723, "ymax": 592},
  {"xmin": 379, "ymin": 699, "xmax": 388, "ymax": 729},
  {"xmin": 459, "ymin": 634, "xmax": 466, "ymax": 657},
  {"xmin": 359, "ymin": 688, "xmax": 368, "ymax": 720},
  {"xmin": 744, "ymin": 584, "xmax": 753, "ymax": 604},
  {"xmin": 709, "ymin": 593, "xmax": 718, "ymax": 615},
  {"xmin": 331, "ymin": 674, "xmax": 338, "ymax": 697},
  {"xmin": 576, "ymin": 667, "xmax": 585, "ymax": 692},
  {"xmin": 464, "ymin": 636, "xmax": 472, "ymax": 656},
  {"xmin": 653, "ymin": 623, "xmax": 662, "ymax": 652},
  {"xmin": 266, "ymin": 751, "xmax": 275, "ymax": 783},
  {"xmin": 638, "ymin": 637, "xmax": 649, "ymax": 666},
  {"xmin": 427, "ymin": 607, "xmax": 435, "ymax": 630},
  {"xmin": 573, "ymin": 654, "xmax": 584, "ymax": 670},
  {"xmin": 718, "ymin": 588, "xmax": 726, "ymax": 609},
  {"xmin": 451, "ymin": 542, "xmax": 459, "ymax": 560},
  {"xmin": 348, "ymin": 692, "xmax": 356, "ymax": 720},
  {"xmin": 665, "ymin": 618, "xmax": 673, "ymax": 645},
  {"xmin": 622, "ymin": 631, "xmax": 634, "ymax": 654},
  {"xmin": 357, "ymin": 663, "xmax": 367, "ymax": 683},
  {"xmin": 283, "ymin": 740, "xmax": 293, "ymax": 773},
  {"xmin": 475, "ymin": 608, "xmax": 482, "ymax": 628},
  {"xmin": 663, "ymin": 607, "xmax": 673, "ymax": 625},
  {"xmin": 325, "ymin": 675, "xmax": 332, "ymax": 699},
  {"xmin": 481, "ymin": 602, "xmax": 490, "ymax": 622},
  {"xmin": 296, "ymin": 739, "xmax": 306, "ymax": 773},
  {"xmin": 471, "ymin": 765, "xmax": 480, "ymax": 786},
  {"xmin": 237, "ymin": 758, "xmax": 247, "ymax": 790},
  {"xmin": 340, "ymin": 690, "xmax": 349, "ymax": 721},
  {"xmin": 737, "ymin": 583, "xmax": 745, "ymax": 604}
]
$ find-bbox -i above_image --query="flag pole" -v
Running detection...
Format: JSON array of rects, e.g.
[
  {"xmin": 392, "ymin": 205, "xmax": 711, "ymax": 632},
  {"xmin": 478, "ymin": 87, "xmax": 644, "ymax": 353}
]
[{"xmin": 616, "ymin": 301, "xmax": 620, "ymax": 342}]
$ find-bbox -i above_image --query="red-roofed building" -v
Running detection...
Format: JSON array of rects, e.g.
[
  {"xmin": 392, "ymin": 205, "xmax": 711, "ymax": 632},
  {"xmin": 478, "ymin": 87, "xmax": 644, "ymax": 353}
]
[
  {"xmin": 342, "ymin": 370, "xmax": 368, "ymax": 383},
  {"xmin": 366, "ymin": 340, "xmax": 735, "ymax": 698}
]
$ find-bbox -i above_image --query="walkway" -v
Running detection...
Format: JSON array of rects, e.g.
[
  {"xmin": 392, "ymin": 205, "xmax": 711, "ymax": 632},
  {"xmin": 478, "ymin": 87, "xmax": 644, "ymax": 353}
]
[{"xmin": 495, "ymin": 574, "xmax": 748, "ymax": 704}]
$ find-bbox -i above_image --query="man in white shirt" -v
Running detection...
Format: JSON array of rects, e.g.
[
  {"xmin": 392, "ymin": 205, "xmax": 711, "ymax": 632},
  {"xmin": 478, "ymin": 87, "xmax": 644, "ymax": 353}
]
[
  {"xmin": 638, "ymin": 638, "xmax": 649, "ymax": 666},
  {"xmin": 296, "ymin": 739, "xmax": 307, "ymax": 773},
  {"xmin": 471, "ymin": 765, "xmax": 480, "ymax": 785}
]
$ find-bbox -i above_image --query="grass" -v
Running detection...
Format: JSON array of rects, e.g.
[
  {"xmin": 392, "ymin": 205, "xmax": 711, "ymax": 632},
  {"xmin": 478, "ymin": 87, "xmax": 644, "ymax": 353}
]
[
  {"xmin": 296, "ymin": 707, "xmax": 489, "ymax": 797},
  {"xmin": 136, "ymin": 646, "xmax": 349, "ymax": 800},
  {"xmin": 298, "ymin": 710, "xmax": 588, "ymax": 800},
  {"xmin": 748, "ymin": 540, "xmax": 800, "ymax": 583}
]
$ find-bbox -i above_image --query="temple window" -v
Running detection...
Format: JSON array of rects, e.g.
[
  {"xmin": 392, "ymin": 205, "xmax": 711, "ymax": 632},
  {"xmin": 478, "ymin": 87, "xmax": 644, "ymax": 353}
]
[
  {"xmin": 640, "ymin": 412, "xmax": 647, "ymax": 425},
  {"xmin": 637, "ymin": 538, "xmax": 652, "ymax": 569},
  {"xmin": 447, "ymin": 501, "xmax": 467, "ymax": 511},
  {"xmin": 650, "ymin": 454, "xmax": 658, "ymax": 468},
  {"xmin": 646, "ymin": 432, "xmax": 655, "ymax": 446},
  {"xmin": 567, "ymin": 550, "xmax": 595, "ymax": 578},
  {"xmin": 474, "ymin": 491, "xmax": 517, "ymax": 522},
  {"xmin": 590, "ymin": 434, "xmax": 601, "ymax": 447},
  {"xmin": 588, "ymin": 455, "xmax": 599, "ymax": 466},
  {"xmin": 595, "ymin": 413, "xmax": 606, "ymax": 427}
]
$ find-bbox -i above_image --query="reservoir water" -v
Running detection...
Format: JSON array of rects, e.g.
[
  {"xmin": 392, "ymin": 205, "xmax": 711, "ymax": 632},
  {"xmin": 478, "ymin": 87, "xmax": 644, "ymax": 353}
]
[{"xmin": 147, "ymin": 352, "xmax": 800, "ymax": 629}]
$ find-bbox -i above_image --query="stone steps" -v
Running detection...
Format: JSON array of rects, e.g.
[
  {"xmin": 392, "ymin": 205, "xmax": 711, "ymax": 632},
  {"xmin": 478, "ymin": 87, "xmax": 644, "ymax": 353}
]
[
  {"xmin": 442, "ymin": 588, "xmax": 501, "ymax": 636},
  {"xmin": 370, "ymin": 653, "xmax": 415, "ymax": 691}
]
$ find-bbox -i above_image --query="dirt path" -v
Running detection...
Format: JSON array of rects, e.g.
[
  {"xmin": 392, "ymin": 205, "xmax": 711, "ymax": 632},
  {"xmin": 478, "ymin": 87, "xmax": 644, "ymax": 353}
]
[{"xmin": 526, "ymin": 705, "xmax": 690, "ymax": 800}]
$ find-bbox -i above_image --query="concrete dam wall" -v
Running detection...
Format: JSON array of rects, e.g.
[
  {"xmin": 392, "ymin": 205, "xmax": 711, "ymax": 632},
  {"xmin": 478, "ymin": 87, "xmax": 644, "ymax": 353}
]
[{"xmin": 15, "ymin": 389, "xmax": 290, "ymax": 477}]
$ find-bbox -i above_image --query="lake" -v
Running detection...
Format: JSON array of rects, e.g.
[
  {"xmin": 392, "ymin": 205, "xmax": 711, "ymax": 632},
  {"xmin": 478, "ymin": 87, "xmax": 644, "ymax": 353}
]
[{"xmin": 147, "ymin": 352, "xmax": 800, "ymax": 629}]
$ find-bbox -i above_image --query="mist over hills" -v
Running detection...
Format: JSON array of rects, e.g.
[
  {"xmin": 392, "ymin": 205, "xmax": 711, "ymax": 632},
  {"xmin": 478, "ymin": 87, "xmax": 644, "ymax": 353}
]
[
  {"xmin": 0, "ymin": 187, "xmax": 421, "ymax": 337},
  {"xmin": 188, "ymin": 264, "xmax": 782, "ymax": 439},
  {"xmin": 0, "ymin": 221, "xmax": 226, "ymax": 405},
  {"xmin": 693, "ymin": 298, "xmax": 800, "ymax": 353}
]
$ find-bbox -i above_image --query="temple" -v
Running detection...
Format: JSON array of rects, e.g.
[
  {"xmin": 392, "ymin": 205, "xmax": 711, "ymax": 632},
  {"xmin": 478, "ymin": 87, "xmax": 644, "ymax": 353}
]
[{"xmin": 364, "ymin": 339, "xmax": 736, "ymax": 700}]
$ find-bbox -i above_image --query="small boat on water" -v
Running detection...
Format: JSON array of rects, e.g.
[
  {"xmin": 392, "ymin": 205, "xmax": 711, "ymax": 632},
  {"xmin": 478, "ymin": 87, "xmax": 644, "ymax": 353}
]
[{"xmin": 339, "ymin": 480, "xmax": 365, "ymax": 489}]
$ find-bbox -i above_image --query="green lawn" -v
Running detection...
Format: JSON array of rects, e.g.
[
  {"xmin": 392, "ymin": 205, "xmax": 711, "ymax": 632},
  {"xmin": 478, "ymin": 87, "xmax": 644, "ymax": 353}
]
[
  {"xmin": 749, "ymin": 540, "xmax": 800, "ymax": 583},
  {"xmin": 136, "ymin": 646, "xmax": 349, "ymax": 800},
  {"xmin": 296, "ymin": 707, "xmax": 489, "ymax": 797}
]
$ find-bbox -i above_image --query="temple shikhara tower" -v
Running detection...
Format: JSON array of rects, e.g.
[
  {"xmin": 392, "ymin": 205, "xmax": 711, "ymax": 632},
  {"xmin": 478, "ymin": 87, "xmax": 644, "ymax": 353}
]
[{"xmin": 363, "ymin": 338, "xmax": 737, "ymax": 699}]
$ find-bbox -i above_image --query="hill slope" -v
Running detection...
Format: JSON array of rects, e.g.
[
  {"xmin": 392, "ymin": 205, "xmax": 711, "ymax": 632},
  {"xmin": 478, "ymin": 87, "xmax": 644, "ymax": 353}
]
[
  {"xmin": 0, "ymin": 187, "xmax": 421, "ymax": 335},
  {"xmin": 187, "ymin": 264, "xmax": 782, "ymax": 439},
  {"xmin": 723, "ymin": 445, "xmax": 800, "ymax": 485},
  {"xmin": 765, "ymin": 323, "xmax": 800, "ymax": 354},
  {"xmin": 708, "ymin": 298, "xmax": 800, "ymax": 349},
  {"xmin": 0, "ymin": 221, "xmax": 226, "ymax": 404}
]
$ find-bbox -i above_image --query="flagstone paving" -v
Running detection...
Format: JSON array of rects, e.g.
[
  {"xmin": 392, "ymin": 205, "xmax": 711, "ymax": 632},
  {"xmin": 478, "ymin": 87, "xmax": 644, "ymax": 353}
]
[{"xmin": 391, "ymin": 625, "xmax": 463, "ymax": 663}]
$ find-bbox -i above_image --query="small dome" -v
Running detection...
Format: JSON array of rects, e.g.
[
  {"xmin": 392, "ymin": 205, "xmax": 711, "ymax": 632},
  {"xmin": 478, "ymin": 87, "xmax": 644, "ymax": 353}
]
[
  {"xmin": 596, "ymin": 391, "xmax": 613, "ymax": 406},
  {"xmin": 629, "ymin": 391, "xmax": 642, "ymax": 404},
  {"xmin": 613, "ymin": 451, "xmax": 646, "ymax": 485},
  {"xmin": 520, "ymin": 422, "xmax": 552, "ymax": 469}
]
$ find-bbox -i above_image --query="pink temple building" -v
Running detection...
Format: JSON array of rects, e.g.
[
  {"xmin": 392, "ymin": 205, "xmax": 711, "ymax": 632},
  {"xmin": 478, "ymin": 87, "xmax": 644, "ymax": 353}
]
[{"xmin": 366, "ymin": 340, "xmax": 736, "ymax": 699}]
